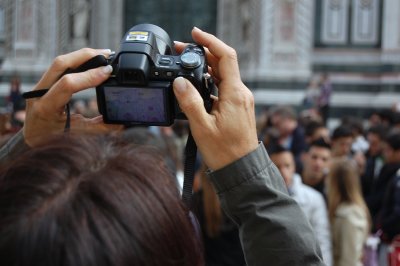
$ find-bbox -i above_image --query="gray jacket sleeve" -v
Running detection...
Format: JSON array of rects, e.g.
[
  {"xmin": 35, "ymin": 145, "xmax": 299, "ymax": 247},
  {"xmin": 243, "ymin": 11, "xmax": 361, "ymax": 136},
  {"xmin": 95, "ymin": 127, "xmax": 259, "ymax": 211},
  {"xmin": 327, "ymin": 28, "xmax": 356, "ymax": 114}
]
[
  {"xmin": 0, "ymin": 130, "xmax": 29, "ymax": 163},
  {"xmin": 208, "ymin": 143, "xmax": 325, "ymax": 266}
]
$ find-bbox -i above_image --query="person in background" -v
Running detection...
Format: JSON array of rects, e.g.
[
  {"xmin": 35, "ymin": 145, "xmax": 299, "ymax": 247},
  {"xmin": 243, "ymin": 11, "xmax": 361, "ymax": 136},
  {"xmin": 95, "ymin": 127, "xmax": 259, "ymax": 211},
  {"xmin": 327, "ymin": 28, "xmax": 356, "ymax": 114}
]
[
  {"xmin": 303, "ymin": 77, "xmax": 320, "ymax": 111},
  {"xmin": 327, "ymin": 158, "xmax": 370, "ymax": 266},
  {"xmin": 304, "ymin": 120, "xmax": 330, "ymax": 147},
  {"xmin": 270, "ymin": 146, "xmax": 332, "ymax": 266},
  {"xmin": 331, "ymin": 124, "xmax": 366, "ymax": 175},
  {"xmin": 193, "ymin": 163, "xmax": 245, "ymax": 266},
  {"xmin": 365, "ymin": 131, "xmax": 400, "ymax": 266},
  {"xmin": 269, "ymin": 105, "xmax": 307, "ymax": 173},
  {"xmin": 317, "ymin": 73, "xmax": 332, "ymax": 126},
  {"xmin": 361, "ymin": 125, "xmax": 387, "ymax": 199},
  {"xmin": 8, "ymin": 75, "xmax": 23, "ymax": 113},
  {"xmin": 346, "ymin": 117, "xmax": 369, "ymax": 154},
  {"xmin": 366, "ymin": 130, "xmax": 400, "ymax": 230},
  {"xmin": 302, "ymin": 138, "xmax": 332, "ymax": 198},
  {"xmin": 330, "ymin": 125, "xmax": 354, "ymax": 158}
]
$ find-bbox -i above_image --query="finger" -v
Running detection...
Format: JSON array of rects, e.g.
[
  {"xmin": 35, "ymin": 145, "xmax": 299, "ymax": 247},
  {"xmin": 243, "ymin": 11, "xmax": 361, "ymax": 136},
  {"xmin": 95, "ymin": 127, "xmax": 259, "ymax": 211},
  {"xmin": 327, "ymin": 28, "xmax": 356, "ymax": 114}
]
[
  {"xmin": 34, "ymin": 48, "xmax": 112, "ymax": 91},
  {"xmin": 173, "ymin": 41, "xmax": 188, "ymax": 54},
  {"xmin": 173, "ymin": 77, "xmax": 209, "ymax": 126},
  {"xmin": 207, "ymin": 66, "xmax": 221, "ymax": 85},
  {"xmin": 70, "ymin": 115, "xmax": 124, "ymax": 133},
  {"xmin": 210, "ymin": 94, "xmax": 218, "ymax": 101},
  {"xmin": 191, "ymin": 27, "xmax": 241, "ymax": 82},
  {"xmin": 174, "ymin": 40, "xmax": 220, "ymax": 80},
  {"xmin": 39, "ymin": 65, "xmax": 113, "ymax": 114}
]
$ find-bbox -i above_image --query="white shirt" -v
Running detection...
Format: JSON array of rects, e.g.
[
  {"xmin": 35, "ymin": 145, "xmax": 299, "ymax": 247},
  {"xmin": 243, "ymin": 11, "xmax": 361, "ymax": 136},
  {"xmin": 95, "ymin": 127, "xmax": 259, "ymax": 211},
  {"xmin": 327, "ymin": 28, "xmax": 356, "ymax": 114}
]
[{"xmin": 290, "ymin": 174, "xmax": 333, "ymax": 266}]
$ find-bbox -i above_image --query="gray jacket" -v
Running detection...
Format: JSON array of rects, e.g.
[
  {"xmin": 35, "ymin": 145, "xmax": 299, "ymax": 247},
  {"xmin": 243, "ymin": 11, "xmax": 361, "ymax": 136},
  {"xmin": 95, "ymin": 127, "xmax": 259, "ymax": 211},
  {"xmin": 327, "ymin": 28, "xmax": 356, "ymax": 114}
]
[{"xmin": 208, "ymin": 143, "xmax": 325, "ymax": 266}]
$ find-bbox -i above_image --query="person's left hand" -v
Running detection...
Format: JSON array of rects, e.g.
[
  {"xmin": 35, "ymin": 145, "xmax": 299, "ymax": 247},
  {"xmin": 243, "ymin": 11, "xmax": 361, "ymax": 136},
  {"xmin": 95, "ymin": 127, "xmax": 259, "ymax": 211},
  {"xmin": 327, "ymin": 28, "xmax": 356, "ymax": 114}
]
[{"xmin": 23, "ymin": 48, "xmax": 122, "ymax": 147}]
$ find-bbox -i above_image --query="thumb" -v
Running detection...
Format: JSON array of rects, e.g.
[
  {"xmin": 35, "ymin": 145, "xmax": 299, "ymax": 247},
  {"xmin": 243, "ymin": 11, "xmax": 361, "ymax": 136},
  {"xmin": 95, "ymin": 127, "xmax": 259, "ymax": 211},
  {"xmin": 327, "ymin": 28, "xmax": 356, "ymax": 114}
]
[{"xmin": 173, "ymin": 77, "xmax": 209, "ymax": 125}]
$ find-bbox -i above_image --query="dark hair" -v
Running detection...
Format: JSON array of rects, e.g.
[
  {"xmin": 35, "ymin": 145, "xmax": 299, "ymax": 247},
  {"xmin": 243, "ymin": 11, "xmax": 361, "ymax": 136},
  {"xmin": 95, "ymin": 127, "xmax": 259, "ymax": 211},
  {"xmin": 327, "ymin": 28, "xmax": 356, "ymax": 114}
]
[
  {"xmin": 367, "ymin": 125, "xmax": 387, "ymax": 140},
  {"xmin": 0, "ymin": 134, "xmax": 203, "ymax": 266},
  {"xmin": 304, "ymin": 121, "xmax": 325, "ymax": 138},
  {"xmin": 269, "ymin": 105, "xmax": 297, "ymax": 121},
  {"xmin": 341, "ymin": 116, "xmax": 364, "ymax": 136},
  {"xmin": 385, "ymin": 130, "xmax": 400, "ymax": 151},
  {"xmin": 331, "ymin": 125, "xmax": 353, "ymax": 140},
  {"xmin": 308, "ymin": 137, "xmax": 331, "ymax": 151},
  {"xmin": 268, "ymin": 144, "xmax": 290, "ymax": 156}
]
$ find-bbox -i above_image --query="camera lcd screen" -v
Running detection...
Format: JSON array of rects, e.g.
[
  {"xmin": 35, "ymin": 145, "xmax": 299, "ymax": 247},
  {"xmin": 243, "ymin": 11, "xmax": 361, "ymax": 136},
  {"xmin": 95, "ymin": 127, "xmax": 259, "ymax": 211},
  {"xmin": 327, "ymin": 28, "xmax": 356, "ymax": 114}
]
[{"xmin": 103, "ymin": 86, "xmax": 167, "ymax": 123}]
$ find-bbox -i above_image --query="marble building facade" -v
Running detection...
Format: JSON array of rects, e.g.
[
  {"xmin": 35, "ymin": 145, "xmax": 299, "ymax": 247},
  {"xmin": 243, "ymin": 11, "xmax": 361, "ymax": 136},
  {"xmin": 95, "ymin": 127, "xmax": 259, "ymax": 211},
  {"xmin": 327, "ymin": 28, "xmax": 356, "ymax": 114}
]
[
  {"xmin": 217, "ymin": 0, "xmax": 400, "ymax": 116},
  {"xmin": 0, "ymin": 0, "xmax": 123, "ymax": 90},
  {"xmin": 0, "ymin": 0, "xmax": 399, "ymax": 117}
]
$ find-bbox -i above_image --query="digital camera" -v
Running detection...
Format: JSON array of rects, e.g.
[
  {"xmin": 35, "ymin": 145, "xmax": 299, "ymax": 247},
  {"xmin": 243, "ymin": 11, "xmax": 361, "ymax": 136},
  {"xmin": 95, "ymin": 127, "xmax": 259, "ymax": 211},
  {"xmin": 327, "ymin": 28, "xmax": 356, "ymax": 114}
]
[{"xmin": 96, "ymin": 24, "xmax": 214, "ymax": 126}]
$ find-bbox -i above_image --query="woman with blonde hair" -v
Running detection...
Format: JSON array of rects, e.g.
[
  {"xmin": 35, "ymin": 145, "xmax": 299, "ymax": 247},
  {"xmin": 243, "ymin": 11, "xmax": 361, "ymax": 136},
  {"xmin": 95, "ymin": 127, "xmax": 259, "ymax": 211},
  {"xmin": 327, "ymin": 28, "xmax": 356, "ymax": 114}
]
[{"xmin": 327, "ymin": 158, "xmax": 371, "ymax": 266}]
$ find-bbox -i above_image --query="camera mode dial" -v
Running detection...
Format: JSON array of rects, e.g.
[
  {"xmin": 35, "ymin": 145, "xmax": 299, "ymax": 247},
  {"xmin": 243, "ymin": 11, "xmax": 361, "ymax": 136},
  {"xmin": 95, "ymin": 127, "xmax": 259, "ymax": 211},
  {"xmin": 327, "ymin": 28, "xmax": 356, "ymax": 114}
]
[{"xmin": 180, "ymin": 52, "xmax": 201, "ymax": 69}]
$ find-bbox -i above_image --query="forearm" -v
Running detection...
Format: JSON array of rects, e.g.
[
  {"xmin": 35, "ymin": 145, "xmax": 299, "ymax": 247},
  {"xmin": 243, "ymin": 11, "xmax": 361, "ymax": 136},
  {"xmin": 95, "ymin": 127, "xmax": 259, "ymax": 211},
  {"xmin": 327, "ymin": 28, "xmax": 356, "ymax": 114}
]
[{"xmin": 208, "ymin": 143, "xmax": 324, "ymax": 266}]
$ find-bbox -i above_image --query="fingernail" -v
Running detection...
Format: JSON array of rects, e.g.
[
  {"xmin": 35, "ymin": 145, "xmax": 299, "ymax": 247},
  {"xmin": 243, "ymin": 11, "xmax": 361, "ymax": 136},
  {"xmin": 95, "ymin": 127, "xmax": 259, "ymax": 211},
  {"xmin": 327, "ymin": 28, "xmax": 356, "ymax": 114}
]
[
  {"xmin": 174, "ymin": 77, "xmax": 187, "ymax": 93},
  {"xmin": 102, "ymin": 49, "xmax": 112, "ymax": 55},
  {"xmin": 193, "ymin": 26, "xmax": 202, "ymax": 32},
  {"xmin": 102, "ymin": 65, "xmax": 113, "ymax": 74}
]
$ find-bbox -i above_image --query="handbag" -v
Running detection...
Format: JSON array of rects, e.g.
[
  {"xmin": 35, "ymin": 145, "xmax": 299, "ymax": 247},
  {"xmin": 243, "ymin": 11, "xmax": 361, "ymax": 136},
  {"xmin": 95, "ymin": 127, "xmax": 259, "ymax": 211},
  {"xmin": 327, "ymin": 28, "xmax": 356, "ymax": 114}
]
[
  {"xmin": 363, "ymin": 233, "xmax": 380, "ymax": 266},
  {"xmin": 389, "ymin": 235, "xmax": 400, "ymax": 266}
]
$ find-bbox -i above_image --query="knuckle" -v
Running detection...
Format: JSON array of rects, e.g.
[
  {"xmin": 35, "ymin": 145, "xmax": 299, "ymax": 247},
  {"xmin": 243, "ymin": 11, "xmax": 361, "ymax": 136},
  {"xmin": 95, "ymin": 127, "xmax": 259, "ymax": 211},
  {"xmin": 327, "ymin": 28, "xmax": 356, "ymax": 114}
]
[
  {"xmin": 52, "ymin": 55, "xmax": 67, "ymax": 70},
  {"xmin": 247, "ymin": 92, "xmax": 255, "ymax": 107},
  {"xmin": 79, "ymin": 47, "xmax": 96, "ymax": 56},
  {"xmin": 233, "ymin": 85, "xmax": 254, "ymax": 107},
  {"xmin": 226, "ymin": 47, "xmax": 238, "ymax": 61},
  {"xmin": 58, "ymin": 74, "xmax": 75, "ymax": 90}
]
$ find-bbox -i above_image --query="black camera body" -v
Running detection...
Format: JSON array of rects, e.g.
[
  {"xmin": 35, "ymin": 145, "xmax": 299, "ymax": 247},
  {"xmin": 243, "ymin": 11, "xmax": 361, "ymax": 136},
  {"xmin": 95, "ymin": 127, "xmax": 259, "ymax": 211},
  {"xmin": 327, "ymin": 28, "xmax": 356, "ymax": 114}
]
[{"xmin": 96, "ymin": 24, "xmax": 214, "ymax": 126}]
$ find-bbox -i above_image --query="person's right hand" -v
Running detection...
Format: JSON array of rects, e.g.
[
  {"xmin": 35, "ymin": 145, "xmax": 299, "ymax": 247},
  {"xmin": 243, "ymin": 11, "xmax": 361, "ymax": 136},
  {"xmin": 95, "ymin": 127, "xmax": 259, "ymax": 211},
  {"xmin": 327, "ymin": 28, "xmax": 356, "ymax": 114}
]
[
  {"xmin": 23, "ymin": 48, "xmax": 122, "ymax": 147},
  {"xmin": 173, "ymin": 28, "xmax": 259, "ymax": 171}
]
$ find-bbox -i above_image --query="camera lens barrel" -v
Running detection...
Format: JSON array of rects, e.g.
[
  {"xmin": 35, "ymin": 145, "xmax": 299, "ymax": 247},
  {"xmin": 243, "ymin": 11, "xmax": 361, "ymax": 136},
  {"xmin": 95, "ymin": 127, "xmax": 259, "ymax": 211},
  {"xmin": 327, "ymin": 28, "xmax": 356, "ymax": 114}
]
[{"xmin": 129, "ymin": 24, "xmax": 174, "ymax": 55}]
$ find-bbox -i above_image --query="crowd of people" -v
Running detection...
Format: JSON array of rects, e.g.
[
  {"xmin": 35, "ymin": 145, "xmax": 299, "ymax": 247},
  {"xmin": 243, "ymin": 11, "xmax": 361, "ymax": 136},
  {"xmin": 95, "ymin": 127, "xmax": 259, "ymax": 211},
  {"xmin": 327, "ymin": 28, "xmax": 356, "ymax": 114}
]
[
  {"xmin": 0, "ymin": 26, "xmax": 399, "ymax": 266},
  {"xmin": 258, "ymin": 105, "xmax": 400, "ymax": 266}
]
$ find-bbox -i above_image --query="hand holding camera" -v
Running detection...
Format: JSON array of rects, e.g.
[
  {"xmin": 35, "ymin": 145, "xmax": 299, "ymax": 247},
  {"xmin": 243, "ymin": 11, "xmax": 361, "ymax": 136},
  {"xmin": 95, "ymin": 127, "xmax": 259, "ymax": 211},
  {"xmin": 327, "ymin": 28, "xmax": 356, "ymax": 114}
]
[
  {"xmin": 21, "ymin": 24, "xmax": 258, "ymax": 171},
  {"xmin": 173, "ymin": 27, "xmax": 258, "ymax": 170},
  {"xmin": 22, "ymin": 48, "xmax": 122, "ymax": 147}
]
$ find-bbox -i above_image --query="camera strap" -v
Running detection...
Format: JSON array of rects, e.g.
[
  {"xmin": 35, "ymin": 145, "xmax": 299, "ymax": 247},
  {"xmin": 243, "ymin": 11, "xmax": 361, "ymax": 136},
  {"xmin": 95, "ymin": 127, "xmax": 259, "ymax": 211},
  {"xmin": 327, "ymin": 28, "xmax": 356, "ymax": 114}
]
[{"xmin": 182, "ymin": 130, "xmax": 197, "ymax": 209}]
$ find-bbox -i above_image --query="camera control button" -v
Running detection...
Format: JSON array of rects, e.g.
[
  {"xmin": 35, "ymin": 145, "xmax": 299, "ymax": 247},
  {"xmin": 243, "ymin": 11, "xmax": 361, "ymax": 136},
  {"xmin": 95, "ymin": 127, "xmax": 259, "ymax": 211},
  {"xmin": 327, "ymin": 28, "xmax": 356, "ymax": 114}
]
[
  {"xmin": 159, "ymin": 57, "xmax": 173, "ymax": 66},
  {"xmin": 180, "ymin": 52, "xmax": 201, "ymax": 69},
  {"xmin": 165, "ymin": 71, "xmax": 175, "ymax": 78}
]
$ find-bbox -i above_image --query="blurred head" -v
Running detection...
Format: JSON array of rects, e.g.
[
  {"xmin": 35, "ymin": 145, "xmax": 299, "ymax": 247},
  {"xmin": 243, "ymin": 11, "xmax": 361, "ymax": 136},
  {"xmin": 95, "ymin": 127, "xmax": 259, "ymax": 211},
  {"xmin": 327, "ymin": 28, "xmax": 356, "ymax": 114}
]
[
  {"xmin": 270, "ymin": 146, "xmax": 296, "ymax": 188},
  {"xmin": 331, "ymin": 125, "xmax": 353, "ymax": 157},
  {"xmin": 269, "ymin": 106, "xmax": 298, "ymax": 138},
  {"xmin": 382, "ymin": 130, "xmax": 400, "ymax": 164},
  {"xmin": 326, "ymin": 158, "xmax": 370, "ymax": 224},
  {"xmin": 0, "ymin": 134, "xmax": 202, "ymax": 266},
  {"xmin": 304, "ymin": 120, "xmax": 330, "ymax": 144},
  {"xmin": 367, "ymin": 125, "xmax": 387, "ymax": 157},
  {"xmin": 302, "ymin": 138, "xmax": 331, "ymax": 185}
]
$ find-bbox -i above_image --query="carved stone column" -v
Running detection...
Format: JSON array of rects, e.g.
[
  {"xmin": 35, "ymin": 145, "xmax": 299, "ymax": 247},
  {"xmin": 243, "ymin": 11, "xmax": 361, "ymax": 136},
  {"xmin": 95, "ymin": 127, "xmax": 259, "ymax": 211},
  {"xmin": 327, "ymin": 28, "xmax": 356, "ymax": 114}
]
[
  {"xmin": 218, "ymin": 0, "xmax": 315, "ymax": 81},
  {"xmin": 381, "ymin": 0, "xmax": 400, "ymax": 63},
  {"xmin": 1, "ymin": 0, "xmax": 58, "ymax": 78}
]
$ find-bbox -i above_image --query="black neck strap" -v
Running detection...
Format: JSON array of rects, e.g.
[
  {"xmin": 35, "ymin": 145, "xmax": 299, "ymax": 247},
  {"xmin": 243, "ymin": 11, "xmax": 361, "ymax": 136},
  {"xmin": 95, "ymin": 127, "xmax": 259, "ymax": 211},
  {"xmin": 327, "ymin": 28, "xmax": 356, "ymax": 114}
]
[{"xmin": 182, "ymin": 130, "xmax": 197, "ymax": 209}]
